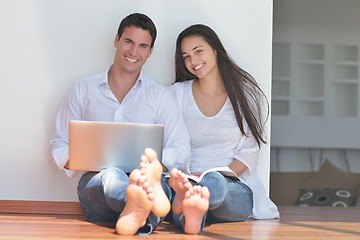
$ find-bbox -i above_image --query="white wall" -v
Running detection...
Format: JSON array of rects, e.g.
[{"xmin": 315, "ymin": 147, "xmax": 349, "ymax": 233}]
[{"xmin": 0, "ymin": 0, "xmax": 273, "ymax": 201}]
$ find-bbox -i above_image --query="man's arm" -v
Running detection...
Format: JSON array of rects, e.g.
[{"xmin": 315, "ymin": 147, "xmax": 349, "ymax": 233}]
[
  {"xmin": 49, "ymin": 83, "xmax": 82, "ymax": 177},
  {"xmin": 156, "ymin": 88, "xmax": 191, "ymax": 172}
]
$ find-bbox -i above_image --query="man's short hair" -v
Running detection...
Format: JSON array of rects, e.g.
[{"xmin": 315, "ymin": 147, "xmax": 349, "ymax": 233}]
[{"xmin": 117, "ymin": 13, "xmax": 157, "ymax": 48}]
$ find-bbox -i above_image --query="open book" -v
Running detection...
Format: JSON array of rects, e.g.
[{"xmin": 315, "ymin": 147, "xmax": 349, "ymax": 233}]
[{"xmin": 167, "ymin": 166, "xmax": 239, "ymax": 183}]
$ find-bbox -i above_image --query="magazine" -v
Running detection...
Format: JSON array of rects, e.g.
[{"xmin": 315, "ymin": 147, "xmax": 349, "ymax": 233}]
[{"xmin": 167, "ymin": 166, "xmax": 239, "ymax": 183}]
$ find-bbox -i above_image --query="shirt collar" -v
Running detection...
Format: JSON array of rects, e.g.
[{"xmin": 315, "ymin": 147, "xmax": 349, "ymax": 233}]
[
  {"xmin": 98, "ymin": 65, "xmax": 112, "ymax": 88},
  {"xmin": 98, "ymin": 65, "xmax": 145, "ymax": 89},
  {"xmin": 135, "ymin": 71, "xmax": 145, "ymax": 89}
]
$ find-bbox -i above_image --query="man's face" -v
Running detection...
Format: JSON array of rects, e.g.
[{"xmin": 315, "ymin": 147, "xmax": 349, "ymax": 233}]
[{"xmin": 113, "ymin": 26, "xmax": 153, "ymax": 75}]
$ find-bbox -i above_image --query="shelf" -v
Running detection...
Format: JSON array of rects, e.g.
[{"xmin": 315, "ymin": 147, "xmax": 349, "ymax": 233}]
[
  {"xmin": 295, "ymin": 96, "xmax": 324, "ymax": 102},
  {"xmin": 297, "ymin": 60, "xmax": 325, "ymax": 65},
  {"xmin": 272, "ymin": 80, "xmax": 290, "ymax": 97},
  {"xmin": 272, "ymin": 77, "xmax": 290, "ymax": 82},
  {"xmin": 296, "ymin": 63, "xmax": 324, "ymax": 97},
  {"xmin": 329, "ymin": 83, "xmax": 358, "ymax": 117},
  {"xmin": 295, "ymin": 101, "xmax": 323, "ymax": 116},
  {"xmin": 297, "ymin": 43, "xmax": 324, "ymax": 61},
  {"xmin": 272, "ymin": 42, "xmax": 359, "ymax": 118},
  {"xmin": 330, "ymin": 45, "xmax": 358, "ymax": 62},
  {"xmin": 332, "ymin": 79, "xmax": 359, "ymax": 84},
  {"xmin": 332, "ymin": 61, "xmax": 359, "ymax": 66},
  {"xmin": 331, "ymin": 65, "xmax": 358, "ymax": 79},
  {"xmin": 271, "ymin": 42, "xmax": 360, "ymax": 148},
  {"xmin": 271, "ymin": 100, "xmax": 289, "ymax": 116},
  {"xmin": 272, "ymin": 43, "xmax": 291, "ymax": 78}
]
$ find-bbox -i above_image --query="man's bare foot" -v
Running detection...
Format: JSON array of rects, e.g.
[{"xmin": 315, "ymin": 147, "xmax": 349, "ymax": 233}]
[
  {"xmin": 115, "ymin": 169, "xmax": 153, "ymax": 235},
  {"xmin": 168, "ymin": 168, "xmax": 192, "ymax": 214},
  {"xmin": 140, "ymin": 148, "xmax": 170, "ymax": 217},
  {"xmin": 183, "ymin": 185, "xmax": 210, "ymax": 235}
]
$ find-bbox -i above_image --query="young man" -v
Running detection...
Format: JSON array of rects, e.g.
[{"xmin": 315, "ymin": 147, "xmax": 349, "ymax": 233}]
[{"xmin": 49, "ymin": 13, "xmax": 190, "ymax": 235}]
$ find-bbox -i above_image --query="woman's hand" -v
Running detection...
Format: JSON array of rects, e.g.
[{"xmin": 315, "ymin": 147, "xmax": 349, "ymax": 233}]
[{"xmin": 191, "ymin": 172, "xmax": 203, "ymax": 177}]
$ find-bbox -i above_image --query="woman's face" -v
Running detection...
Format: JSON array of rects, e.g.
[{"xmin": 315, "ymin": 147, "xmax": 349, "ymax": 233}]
[{"xmin": 180, "ymin": 36, "xmax": 218, "ymax": 79}]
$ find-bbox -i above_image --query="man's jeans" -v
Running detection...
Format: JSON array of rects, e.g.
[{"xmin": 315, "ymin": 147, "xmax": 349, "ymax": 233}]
[
  {"xmin": 173, "ymin": 171, "xmax": 253, "ymax": 232},
  {"xmin": 77, "ymin": 167, "xmax": 172, "ymax": 235}
]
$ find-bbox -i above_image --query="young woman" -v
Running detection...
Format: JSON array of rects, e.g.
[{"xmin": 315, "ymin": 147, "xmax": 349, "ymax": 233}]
[{"xmin": 168, "ymin": 24, "xmax": 279, "ymax": 235}]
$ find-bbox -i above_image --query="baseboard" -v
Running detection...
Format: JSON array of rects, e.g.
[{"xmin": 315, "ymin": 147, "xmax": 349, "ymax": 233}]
[{"xmin": 0, "ymin": 200, "xmax": 83, "ymax": 215}]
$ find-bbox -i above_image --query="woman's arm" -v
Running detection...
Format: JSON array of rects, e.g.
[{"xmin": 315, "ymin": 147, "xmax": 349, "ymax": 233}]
[{"xmin": 228, "ymin": 159, "xmax": 248, "ymax": 177}]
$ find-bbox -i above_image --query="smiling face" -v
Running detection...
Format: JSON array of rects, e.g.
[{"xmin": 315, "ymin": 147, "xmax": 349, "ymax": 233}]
[
  {"xmin": 113, "ymin": 25, "xmax": 153, "ymax": 76},
  {"xmin": 180, "ymin": 36, "xmax": 218, "ymax": 80}
]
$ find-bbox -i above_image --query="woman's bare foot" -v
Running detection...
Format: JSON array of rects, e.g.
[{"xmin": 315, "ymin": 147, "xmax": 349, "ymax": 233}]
[
  {"xmin": 183, "ymin": 185, "xmax": 210, "ymax": 235},
  {"xmin": 168, "ymin": 168, "xmax": 192, "ymax": 214},
  {"xmin": 115, "ymin": 169, "xmax": 153, "ymax": 235},
  {"xmin": 140, "ymin": 148, "xmax": 170, "ymax": 217}
]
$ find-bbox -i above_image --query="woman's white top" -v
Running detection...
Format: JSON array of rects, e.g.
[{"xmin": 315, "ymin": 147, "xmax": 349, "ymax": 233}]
[{"xmin": 170, "ymin": 80, "xmax": 279, "ymax": 219}]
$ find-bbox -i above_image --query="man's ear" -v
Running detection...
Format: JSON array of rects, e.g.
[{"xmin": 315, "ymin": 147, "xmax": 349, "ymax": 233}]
[
  {"xmin": 114, "ymin": 34, "xmax": 120, "ymax": 48},
  {"xmin": 148, "ymin": 47, "xmax": 154, "ymax": 58}
]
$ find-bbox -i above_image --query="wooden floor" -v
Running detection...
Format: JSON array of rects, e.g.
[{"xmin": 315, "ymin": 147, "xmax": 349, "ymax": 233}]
[{"xmin": 0, "ymin": 200, "xmax": 359, "ymax": 239}]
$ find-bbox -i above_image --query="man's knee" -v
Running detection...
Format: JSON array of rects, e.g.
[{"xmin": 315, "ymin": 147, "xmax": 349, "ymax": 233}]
[{"xmin": 100, "ymin": 167, "xmax": 129, "ymax": 193}]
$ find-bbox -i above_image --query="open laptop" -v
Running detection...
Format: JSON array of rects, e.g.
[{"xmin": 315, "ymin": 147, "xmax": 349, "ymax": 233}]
[{"xmin": 68, "ymin": 120, "xmax": 164, "ymax": 172}]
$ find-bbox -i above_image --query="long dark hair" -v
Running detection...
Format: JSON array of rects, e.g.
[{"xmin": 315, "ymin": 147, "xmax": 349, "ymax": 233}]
[{"xmin": 175, "ymin": 24, "xmax": 269, "ymax": 146}]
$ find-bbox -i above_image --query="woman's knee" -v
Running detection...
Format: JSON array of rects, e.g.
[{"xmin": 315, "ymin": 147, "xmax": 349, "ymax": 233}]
[
  {"xmin": 200, "ymin": 172, "xmax": 228, "ymax": 198},
  {"xmin": 207, "ymin": 182, "xmax": 253, "ymax": 222},
  {"xmin": 199, "ymin": 172, "xmax": 228, "ymax": 210},
  {"xmin": 200, "ymin": 171, "xmax": 227, "ymax": 187}
]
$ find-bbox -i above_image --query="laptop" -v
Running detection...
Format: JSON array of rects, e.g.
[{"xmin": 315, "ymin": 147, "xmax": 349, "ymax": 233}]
[{"xmin": 68, "ymin": 120, "xmax": 164, "ymax": 172}]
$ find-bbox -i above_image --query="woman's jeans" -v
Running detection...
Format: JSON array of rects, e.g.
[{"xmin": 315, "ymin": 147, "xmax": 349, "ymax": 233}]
[
  {"xmin": 173, "ymin": 171, "xmax": 253, "ymax": 232},
  {"xmin": 77, "ymin": 167, "xmax": 172, "ymax": 235}
]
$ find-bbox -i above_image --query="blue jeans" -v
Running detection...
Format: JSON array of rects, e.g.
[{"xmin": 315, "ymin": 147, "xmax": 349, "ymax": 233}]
[
  {"xmin": 173, "ymin": 171, "xmax": 253, "ymax": 232},
  {"xmin": 77, "ymin": 167, "xmax": 172, "ymax": 235}
]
